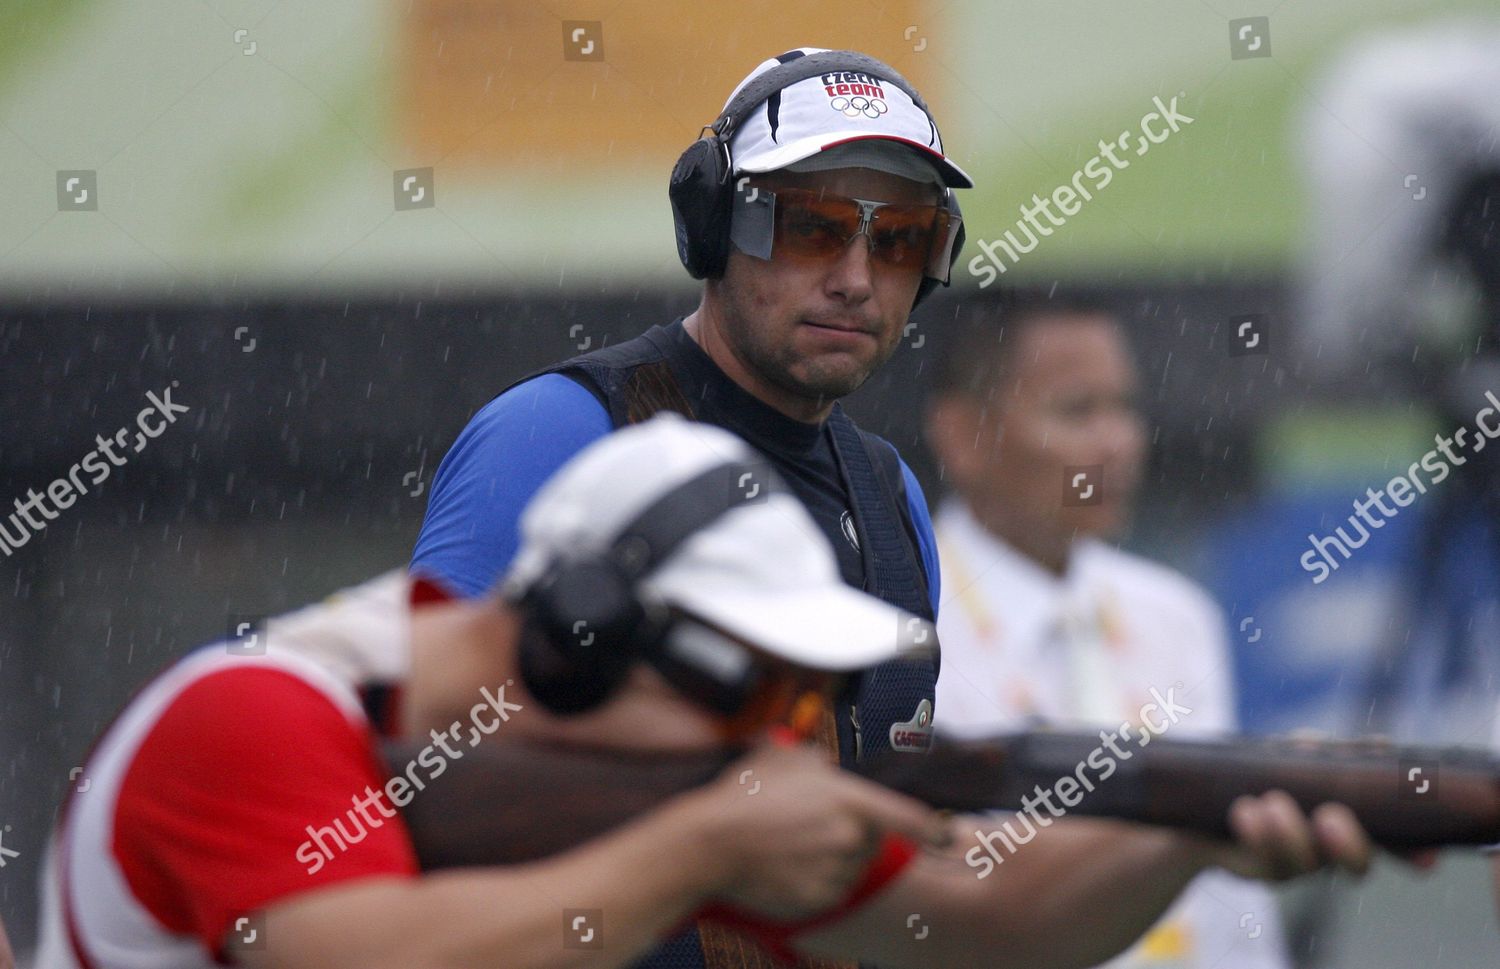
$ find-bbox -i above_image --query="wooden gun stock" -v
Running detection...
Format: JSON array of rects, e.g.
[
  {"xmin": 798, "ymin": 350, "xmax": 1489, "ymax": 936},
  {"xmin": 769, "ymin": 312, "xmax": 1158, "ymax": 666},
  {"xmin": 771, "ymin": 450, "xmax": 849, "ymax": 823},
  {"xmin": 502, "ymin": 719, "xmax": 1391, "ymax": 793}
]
[
  {"xmin": 388, "ymin": 743, "xmax": 732, "ymax": 868},
  {"xmin": 385, "ymin": 732, "xmax": 1500, "ymax": 870}
]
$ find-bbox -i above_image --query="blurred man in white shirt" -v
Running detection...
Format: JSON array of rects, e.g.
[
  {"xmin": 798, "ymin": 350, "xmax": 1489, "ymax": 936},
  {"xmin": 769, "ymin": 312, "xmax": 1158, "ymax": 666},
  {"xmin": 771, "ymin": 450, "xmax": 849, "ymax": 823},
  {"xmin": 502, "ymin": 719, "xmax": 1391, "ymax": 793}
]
[{"xmin": 925, "ymin": 294, "xmax": 1292, "ymax": 969}]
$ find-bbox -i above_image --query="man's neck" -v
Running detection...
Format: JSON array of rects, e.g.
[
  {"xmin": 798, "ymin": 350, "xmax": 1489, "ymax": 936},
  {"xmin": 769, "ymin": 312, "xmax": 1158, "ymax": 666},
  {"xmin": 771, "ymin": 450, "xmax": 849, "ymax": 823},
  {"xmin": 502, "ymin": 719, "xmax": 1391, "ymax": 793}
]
[
  {"xmin": 406, "ymin": 600, "xmax": 521, "ymax": 737},
  {"xmin": 966, "ymin": 498, "xmax": 1075, "ymax": 578},
  {"xmin": 682, "ymin": 303, "xmax": 834, "ymax": 425}
]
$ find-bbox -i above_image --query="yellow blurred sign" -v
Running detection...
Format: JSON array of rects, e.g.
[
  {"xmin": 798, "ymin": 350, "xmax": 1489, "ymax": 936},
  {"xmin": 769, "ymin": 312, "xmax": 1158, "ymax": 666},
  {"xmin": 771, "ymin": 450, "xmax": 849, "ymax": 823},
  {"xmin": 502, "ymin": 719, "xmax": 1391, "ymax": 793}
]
[{"xmin": 397, "ymin": 0, "xmax": 935, "ymax": 174}]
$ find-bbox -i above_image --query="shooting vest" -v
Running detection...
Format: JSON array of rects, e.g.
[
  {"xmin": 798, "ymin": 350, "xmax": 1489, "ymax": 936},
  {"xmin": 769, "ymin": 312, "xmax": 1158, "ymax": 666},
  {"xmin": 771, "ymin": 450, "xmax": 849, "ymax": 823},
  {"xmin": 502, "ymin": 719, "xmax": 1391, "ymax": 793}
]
[{"xmin": 501, "ymin": 322, "xmax": 937, "ymax": 969}]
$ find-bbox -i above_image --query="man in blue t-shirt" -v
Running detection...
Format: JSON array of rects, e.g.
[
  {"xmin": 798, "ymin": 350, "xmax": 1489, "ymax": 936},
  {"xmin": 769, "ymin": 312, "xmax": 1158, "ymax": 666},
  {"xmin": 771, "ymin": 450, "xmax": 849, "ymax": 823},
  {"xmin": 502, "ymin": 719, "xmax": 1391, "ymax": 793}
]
[{"xmin": 414, "ymin": 47, "xmax": 969, "ymax": 768}]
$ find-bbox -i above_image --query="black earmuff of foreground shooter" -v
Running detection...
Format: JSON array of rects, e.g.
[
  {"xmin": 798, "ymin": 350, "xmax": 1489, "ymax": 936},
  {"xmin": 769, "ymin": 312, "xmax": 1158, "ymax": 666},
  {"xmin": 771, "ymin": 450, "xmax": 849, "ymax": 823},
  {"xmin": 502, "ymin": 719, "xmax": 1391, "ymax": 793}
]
[
  {"xmin": 516, "ymin": 460, "xmax": 788, "ymax": 717},
  {"xmin": 668, "ymin": 49, "xmax": 966, "ymax": 308}
]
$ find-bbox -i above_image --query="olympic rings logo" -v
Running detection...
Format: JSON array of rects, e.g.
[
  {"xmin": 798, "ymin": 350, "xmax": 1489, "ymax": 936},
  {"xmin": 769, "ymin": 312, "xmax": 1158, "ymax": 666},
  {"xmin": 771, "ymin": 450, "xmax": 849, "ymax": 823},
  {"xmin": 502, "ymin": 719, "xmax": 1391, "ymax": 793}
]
[{"xmin": 828, "ymin": 95, "xmax": 888, "ymax": 119}]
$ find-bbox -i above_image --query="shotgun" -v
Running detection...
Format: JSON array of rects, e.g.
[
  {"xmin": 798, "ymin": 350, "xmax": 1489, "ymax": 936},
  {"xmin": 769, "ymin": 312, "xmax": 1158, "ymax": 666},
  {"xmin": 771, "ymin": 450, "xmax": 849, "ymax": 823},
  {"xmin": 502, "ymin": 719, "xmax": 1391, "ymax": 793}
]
[{"xmin": 385, "ymin": 730, "xmax": 1500, "ymax": 869}]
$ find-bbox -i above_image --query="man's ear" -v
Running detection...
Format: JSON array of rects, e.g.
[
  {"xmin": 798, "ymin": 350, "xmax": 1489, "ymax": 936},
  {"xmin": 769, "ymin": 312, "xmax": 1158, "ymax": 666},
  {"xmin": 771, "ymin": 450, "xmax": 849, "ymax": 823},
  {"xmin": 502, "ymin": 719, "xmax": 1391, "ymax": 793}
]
[{"xmin": 923, "ymin": 393, "xmax": 985, "ymax": 490}]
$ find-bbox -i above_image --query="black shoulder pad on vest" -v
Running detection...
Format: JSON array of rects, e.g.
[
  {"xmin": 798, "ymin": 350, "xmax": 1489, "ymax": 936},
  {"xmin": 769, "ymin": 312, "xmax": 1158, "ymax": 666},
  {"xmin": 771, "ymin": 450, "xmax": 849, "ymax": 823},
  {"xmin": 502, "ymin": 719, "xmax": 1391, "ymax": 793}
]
[{"xmin": 492, "ymin": 326, "xmax": 679, "ymax": 427}]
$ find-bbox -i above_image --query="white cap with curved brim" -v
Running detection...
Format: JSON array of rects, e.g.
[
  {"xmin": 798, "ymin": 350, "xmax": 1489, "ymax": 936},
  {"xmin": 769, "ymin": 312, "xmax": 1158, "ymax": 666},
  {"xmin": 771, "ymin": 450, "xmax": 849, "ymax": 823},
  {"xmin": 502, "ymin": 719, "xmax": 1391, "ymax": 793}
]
[
  {"xmin": 504, "ymin": 412, "xmax": 934, "ymax": 672},
  {"xmin": 725, "ymin": 47, "xmax": 974, "ymax": 190}
]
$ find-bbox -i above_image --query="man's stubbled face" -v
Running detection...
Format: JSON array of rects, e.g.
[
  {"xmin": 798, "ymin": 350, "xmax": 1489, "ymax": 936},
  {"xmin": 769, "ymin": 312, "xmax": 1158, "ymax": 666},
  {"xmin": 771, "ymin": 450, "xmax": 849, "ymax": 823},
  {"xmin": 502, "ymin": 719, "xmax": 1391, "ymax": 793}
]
[{"xmin": 712, "ymin": 167, "xmax": 940, "ymax": 408}]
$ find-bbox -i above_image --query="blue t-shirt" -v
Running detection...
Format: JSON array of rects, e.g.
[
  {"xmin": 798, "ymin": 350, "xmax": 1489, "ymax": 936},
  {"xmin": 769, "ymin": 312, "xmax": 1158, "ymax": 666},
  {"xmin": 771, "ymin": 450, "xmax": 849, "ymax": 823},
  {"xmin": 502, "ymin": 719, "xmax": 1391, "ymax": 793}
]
[{"xmin": 412, "ymin": 325, "xmax": 940, "ymax": 617}]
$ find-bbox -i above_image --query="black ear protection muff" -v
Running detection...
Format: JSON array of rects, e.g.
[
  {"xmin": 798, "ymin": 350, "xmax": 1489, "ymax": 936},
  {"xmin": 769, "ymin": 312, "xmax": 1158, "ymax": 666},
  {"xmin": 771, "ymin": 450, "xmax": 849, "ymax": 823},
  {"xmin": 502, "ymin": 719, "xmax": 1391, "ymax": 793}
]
[
  {"xmin": 668, "ymin": 49, "xmax": 966, "ymax": 306},
  {"xmin": 515, "ymin": 459, "xmax": 787, "ymax": 716}
]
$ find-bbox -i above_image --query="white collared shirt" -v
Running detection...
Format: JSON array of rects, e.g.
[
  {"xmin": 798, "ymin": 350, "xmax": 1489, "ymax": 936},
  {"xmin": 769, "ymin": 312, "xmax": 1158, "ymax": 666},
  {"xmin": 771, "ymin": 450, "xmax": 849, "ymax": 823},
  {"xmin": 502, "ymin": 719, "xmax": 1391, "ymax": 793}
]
[{"xmin": 934, "ymin": 498, "xmax": 1290, "ymax": 969}]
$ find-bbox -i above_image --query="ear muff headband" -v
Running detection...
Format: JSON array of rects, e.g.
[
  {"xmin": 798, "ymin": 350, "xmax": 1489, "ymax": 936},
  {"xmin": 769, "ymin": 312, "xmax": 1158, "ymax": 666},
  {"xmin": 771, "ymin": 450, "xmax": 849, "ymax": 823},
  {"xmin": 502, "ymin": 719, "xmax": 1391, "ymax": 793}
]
[
  {"xmin": 516, "ymin": 459, "xmax": 787, "ymax": 715},
  {"xmin": 668, "ymin": 48, "xmax": 965, "ymax": 301}
]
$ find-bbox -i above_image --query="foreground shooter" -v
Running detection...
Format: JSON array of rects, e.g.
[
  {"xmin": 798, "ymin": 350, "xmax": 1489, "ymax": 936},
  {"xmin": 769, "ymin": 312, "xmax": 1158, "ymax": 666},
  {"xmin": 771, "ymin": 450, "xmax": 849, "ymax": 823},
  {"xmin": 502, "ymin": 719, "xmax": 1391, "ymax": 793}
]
[
  {"xmin": 38, "ymin": 417, "xmax": 943, "ymax": 968},
  {"xmin": 39, "ymin": 416, "xmax": 1379, "ymax": 969}
]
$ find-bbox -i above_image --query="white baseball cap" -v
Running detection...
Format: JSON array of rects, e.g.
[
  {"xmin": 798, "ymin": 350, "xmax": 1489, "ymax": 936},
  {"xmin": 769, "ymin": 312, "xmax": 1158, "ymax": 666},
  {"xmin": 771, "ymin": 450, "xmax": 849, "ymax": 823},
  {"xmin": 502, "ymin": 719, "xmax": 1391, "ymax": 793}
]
[
  {"xmin": 724, "ymin": 47, "xmax": 973, "ymax": 189},
  {"xmin": 503, "ymin": 413, "xmax": 933, "ymax": 672}
]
